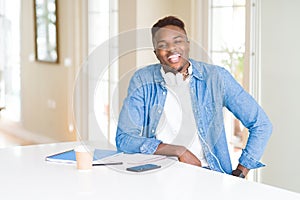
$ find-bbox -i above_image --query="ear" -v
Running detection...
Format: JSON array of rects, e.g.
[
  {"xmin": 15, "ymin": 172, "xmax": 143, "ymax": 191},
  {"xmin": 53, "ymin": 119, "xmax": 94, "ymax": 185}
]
[
  {"xmin": 186, "ymin": 38, "xmax": 190, "ymax": 51},
  {"xmin": 186, "ymin": 37, "xmax": 190, "ymax": 45},
  {"xmin": 153, "ymin": 49, "xmax": 158, "ymax": 58}
]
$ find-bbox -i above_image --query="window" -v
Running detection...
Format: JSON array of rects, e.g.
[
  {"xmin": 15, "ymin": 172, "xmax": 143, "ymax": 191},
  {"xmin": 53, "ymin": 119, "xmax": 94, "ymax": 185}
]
[
  {"xmin": 87, "ymin": 0, "xmax": 118, "ymax": 144},
  {"xmin": 210, "ymin": 0, "xmax": 246, "ymax": 85},
  {"xmin": 208, "ymin": 0, "xmax": 249, "ymax": 171},
  {"xmin": 0, "ymin": 0, "xmax": 21, "ymax": 121}
]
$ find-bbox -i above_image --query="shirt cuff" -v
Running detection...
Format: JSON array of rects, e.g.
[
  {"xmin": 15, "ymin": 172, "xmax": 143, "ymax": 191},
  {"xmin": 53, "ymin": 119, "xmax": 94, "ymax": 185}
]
[
  {"xmin": 140, "ymin": 138, "xmax": 162, "ymax": 154},
  {"xmin": 239, "ymin": 149, "xmax": 266, "ymax": 169}
]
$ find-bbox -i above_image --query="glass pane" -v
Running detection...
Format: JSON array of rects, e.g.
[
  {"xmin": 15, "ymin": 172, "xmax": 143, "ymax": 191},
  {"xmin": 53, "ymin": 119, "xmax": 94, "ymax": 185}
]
[
  {"xmin": 211, "ymin": 7, "xmax": 245, "ymax": 52},
  {"xmin": 34, "ymin": 0, "xmax": 58, "ymax": 62},
  {"xmin": 210, "ymin": 0, "xmax": 248, "ymax": 174},
  {"xmin": 211, "ymin": 52, "xmax": 229, "ymax": 66},
  {"xmin": 233, "ymin": 0, "xmax": 246, "ymax": 6},
  {"xmin": 0, "ymin": 0, "xmax": 21, "ymax": 121},
  {"xmin": 212, "ymin": 0, "xmax": 245, "ymax": 7},
  {"xmin": 89, "ymin": 0, "xmax": 109, "ymax": 13},
  {"xmin": 212, "ymin": 51, "xmax": 244, "ymax": 84},
  {"xmin": 87, "ymin": 0, "xmax": 119, "ymax": 144},
  {"xmin": 212, "ymin": 0, "xmax": 233, "ymax": 7},
  {"xmin": 94, "ymin": 70, "xmax": 109, "ymax": 137},
  {"xmin": 88, "ymin": 12, "xmax": 110, "ymax": 52}
]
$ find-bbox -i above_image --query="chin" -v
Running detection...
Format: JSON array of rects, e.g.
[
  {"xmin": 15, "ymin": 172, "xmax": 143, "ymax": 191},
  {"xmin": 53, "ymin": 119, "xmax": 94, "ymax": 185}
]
[
  {"xmin": 162, "ymin": 61, "xmax": 185, "ymax": 72},
  {"xmin": 168, "ymin": 65, "xmax": 181, "ymax": 72},
  {"xmin": 173, "ymin": 63, "xmax": 185, "ymax": 71}
]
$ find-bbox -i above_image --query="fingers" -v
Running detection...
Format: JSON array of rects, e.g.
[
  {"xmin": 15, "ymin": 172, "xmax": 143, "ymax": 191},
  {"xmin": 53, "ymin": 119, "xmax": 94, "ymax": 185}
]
[{"xmin": 178, "ymin": 150, "xmax": 202, "ymax": 167}]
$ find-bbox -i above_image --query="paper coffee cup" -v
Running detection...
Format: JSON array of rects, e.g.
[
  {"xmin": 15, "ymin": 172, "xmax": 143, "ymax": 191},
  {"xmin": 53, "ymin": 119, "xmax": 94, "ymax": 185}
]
[{"xmin": 74, "ymin": 145, "xmax": 93, "ymax": 170}]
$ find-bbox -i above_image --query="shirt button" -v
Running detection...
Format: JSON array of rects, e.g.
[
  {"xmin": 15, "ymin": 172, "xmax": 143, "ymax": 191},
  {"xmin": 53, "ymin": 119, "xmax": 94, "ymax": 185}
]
[
  {"xmin": 158, "ymin": 110, "xmax": 162, "ymax": 113},
  {"xmin": 151, "ymin": 129, "xmax": 155, "ymax": 133},
  {"xmin": 162, "ymin": 92, "xmax": 166, "ymax": 95}
]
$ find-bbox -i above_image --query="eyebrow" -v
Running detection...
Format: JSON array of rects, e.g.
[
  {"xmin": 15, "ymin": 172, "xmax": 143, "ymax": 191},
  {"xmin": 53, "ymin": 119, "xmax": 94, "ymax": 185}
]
[{"xmin": 156, "ymin": 35, "xmax": 185, "ymax": 43}]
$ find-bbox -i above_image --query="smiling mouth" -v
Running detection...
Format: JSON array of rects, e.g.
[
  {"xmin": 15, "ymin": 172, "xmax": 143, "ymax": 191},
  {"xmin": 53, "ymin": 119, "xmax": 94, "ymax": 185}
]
[{"xmin": 167, "ymin": 53, "xmax": 181, "ymax": 63}]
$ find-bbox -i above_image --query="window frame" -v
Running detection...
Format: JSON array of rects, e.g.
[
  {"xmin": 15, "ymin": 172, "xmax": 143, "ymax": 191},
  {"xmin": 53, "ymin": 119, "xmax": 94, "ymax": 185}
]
[{"xmin": 198, "ymin": 0, "xmax": 261, "ymax": 182}]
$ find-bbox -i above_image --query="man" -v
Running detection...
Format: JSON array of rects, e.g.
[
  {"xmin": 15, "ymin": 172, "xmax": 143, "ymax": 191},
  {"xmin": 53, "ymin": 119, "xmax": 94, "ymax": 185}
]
[{"xmin": 115, "ymin": 16, "xmax": 272, "ymax": 177}]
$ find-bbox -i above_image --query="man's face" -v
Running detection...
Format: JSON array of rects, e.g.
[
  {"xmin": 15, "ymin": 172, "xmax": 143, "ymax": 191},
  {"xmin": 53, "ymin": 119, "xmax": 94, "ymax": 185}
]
[{"xmin": 153, "ymin": 25, "xmax": 190, "ymax": 73}]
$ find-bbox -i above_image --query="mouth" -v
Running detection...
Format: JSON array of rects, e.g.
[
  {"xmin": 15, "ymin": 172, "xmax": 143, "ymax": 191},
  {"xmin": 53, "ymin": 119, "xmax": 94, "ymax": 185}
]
[{"xmin": 167, "ymin": 53, "xmax": 181, "ymax": 64}]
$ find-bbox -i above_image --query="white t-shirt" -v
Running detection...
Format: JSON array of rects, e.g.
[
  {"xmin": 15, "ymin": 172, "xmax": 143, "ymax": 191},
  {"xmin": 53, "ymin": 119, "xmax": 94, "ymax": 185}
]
[{"xmin": 156, "ymin": 66, "xmax": 208, "ymax": 167}]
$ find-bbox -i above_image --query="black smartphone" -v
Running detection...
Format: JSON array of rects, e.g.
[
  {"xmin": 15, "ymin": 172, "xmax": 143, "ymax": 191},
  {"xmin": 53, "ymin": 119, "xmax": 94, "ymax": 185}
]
[{"xmin": 126, "ymin": 164, "xmax": 161, "ymax": 172}]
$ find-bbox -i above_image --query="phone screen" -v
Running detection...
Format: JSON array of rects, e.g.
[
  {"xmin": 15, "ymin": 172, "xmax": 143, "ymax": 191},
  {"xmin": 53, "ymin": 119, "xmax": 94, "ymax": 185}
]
[{"xmin": 126, "ymin": 164, "xmax": 161, "ymax": 172}]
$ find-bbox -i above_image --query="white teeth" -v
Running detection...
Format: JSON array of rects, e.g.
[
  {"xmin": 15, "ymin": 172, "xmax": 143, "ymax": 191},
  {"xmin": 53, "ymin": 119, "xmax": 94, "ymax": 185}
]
[
  {"xmin": 168, "ymin": 54, "xmax": 180, "ymax": 63},
  {"xmin": 168, "ymin": 54, "xmax": 180, "ymax": 59}
]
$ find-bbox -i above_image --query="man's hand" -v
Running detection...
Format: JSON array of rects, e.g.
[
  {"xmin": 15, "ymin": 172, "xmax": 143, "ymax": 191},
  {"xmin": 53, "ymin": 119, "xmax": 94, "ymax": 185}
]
[
  {"xmin": 154, "ymin": 143, "xmax": 202, "ymax": 167},
  {"xmin": 178, "ymin": 149, "xmax": 202, "ymax": 167}
]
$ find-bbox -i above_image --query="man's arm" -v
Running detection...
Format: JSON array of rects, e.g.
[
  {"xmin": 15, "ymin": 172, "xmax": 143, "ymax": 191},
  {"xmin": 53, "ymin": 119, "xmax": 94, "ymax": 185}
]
[
  {"xmin": 154, "ymin": 143, "xmax": 202, "ymax": 167},
  {"xmin": 222, "ymin": 67, "xmax": 272, "ymax": 170}
]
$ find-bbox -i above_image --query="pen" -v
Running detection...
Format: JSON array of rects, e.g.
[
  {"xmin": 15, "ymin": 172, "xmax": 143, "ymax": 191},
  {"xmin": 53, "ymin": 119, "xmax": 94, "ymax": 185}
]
[{"xmin": 92, "ymin": 162, "xmax": 123, "ymax": 166}]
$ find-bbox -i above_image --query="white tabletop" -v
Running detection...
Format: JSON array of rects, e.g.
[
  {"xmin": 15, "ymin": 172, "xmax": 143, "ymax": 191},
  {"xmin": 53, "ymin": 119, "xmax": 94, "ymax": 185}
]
[{"xmin": 1, "ymin": 142, "xmax": 299, "ymax": 200}]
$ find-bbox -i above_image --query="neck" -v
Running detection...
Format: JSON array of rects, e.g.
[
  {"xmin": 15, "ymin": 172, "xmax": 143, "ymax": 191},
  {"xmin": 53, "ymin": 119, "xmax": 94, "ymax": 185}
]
[
  {"xmin": 179, "ymin": 62, "xmax": 190, "ymax": 80},
  {"xmin": 181, "ymin": 68, "xmax": 189, "ymax": 80}
]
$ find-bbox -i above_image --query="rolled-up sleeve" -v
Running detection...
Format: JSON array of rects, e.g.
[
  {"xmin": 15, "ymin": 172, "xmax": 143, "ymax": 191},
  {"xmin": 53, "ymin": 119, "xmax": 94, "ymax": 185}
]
[
  {"xmin": 115, "ymin": 71, "xmax": 162, "ymax": 154},
  {"xmin": 222, "ymin": 67, "xmax": 273, "ymax": 169}
]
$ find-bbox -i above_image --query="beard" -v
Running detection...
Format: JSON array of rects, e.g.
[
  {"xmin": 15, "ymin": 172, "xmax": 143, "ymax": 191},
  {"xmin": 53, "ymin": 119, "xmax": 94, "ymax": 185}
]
[{"xmin": 161, "ymin": 60, "xmax": 189, "ymax": 74}]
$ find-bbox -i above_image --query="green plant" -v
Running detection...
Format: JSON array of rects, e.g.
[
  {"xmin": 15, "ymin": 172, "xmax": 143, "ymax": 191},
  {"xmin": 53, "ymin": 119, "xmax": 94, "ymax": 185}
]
[{"xmin": 221, "ymin": 46, "xmax": 244, "ymax": 84}]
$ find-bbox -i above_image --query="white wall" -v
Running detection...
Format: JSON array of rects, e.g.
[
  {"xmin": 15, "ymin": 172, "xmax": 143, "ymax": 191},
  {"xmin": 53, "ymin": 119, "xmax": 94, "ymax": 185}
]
[
  {"xmin": 136, "ymin": 0, "xmax": 172, "ymax": 68},
  {"xmin": 20, "ymin": 0, "xmax": 85, "ymax": 142},
  {"xmin": 260, "ymin": 0, "xmax": 300, "ymax": 193}
]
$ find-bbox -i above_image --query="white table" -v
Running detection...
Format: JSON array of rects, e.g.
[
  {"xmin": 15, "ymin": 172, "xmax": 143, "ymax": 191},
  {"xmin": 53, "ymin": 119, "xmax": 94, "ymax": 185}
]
[{"xmin": 1, "ymin": 142, "xmax": 299, "ymax": 200}]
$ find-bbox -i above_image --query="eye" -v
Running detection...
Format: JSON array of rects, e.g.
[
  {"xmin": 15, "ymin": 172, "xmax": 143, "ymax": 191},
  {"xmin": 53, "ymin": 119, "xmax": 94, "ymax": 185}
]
[
  {"xmin": 157, "ymin": 43, "xmax": 167, "ymax": 50},
  {"xmin": 174, "ymin": 39, "xmax": 184, "ymax": 44}
]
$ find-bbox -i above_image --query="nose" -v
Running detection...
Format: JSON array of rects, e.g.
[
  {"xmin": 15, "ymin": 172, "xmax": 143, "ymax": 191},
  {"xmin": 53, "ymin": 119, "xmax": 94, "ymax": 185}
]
[{"xmin": 167, "ymin": 42, "xmax": 177, "ymax": 52}]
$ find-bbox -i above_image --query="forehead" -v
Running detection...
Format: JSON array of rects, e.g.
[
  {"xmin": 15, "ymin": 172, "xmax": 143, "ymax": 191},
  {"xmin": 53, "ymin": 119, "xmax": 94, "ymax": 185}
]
[{"xmin": 154, "ymin": 25, "xmax": 187, "ymax": 41}]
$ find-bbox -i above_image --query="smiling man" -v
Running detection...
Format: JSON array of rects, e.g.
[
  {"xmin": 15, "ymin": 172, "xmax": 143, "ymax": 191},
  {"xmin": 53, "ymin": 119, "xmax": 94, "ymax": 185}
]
[
  {"xmin": 152, "ymin": 22, "xmax": 190, "ymax": 76},
  {"xmin": 115, "ymin": 16, "xmax": 272, "ymax": 178}
]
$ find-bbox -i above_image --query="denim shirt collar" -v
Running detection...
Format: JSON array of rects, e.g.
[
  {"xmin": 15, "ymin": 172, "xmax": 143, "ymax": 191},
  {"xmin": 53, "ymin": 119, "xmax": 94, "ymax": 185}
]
[
  {"xmin": 189, "ymin": 59, "xmax": 205, "ymax": 81},
  {"xmin": 154, "ymin": 66, "xmax": 164, "ymax": 83},
  {"xmin": 153, "ymin": 58, "xmax": 205, "ymax": 84}
]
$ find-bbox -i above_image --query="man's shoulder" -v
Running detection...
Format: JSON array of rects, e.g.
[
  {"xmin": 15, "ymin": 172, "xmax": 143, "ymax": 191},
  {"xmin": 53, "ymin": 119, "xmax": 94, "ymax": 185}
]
[
  {"xmin": 133, "ymin": 63, "xmax": 162, "ymax": 80},
  {"xmin": 130, "ymin": 63, "xmax": 162, "ymax": 84},
  {"xmin": 190, "ymin": 59, "xmax": 227, "ymax": 77},
  {"xmin": 135, "ymin": 63, "xmax": 161, "ymax": 74}
]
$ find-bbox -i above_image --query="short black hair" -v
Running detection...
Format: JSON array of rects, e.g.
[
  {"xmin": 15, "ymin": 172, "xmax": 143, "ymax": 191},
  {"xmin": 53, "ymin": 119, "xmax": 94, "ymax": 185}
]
[{"xmin": 151, "ymin": 16, "xmax": 186, "ymax": 39}]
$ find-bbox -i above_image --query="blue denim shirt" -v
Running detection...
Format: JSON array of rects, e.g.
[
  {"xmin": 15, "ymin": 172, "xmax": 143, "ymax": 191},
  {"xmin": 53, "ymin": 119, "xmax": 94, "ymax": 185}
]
[{"xmin": 115, "ymin": 59, "xmax": 272, "ymax": 174}]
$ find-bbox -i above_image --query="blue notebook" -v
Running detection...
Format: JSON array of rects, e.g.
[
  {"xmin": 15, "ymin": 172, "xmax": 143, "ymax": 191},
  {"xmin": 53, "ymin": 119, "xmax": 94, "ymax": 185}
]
[{"xmin": 46, "ymin": 149, "xmax": 121, "ymax": 164}]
